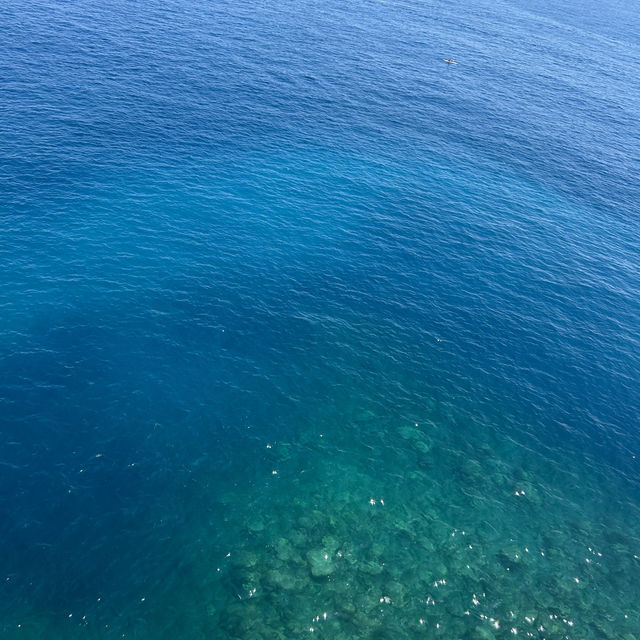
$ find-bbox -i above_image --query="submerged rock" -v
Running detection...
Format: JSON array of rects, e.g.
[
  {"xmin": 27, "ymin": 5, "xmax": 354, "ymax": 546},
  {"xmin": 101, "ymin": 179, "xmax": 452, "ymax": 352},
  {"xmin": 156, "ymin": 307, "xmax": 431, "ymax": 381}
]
[
  {"xmin": 274, "ymin": 537, "xmax": 295, "ymax": 562},
  {"xmin": 468, "ymin": 626, "xmax": 497, "ymax": 640},
  {"xmin": 307, "ymin": 548, "xmax": 336, "ymax": 577},
  {"xmin": 386, "ymin": 580, "xmax": 405, "ymax": 602},
  {"xmin": 337, "ymin": 598, "xmax": 356, "ymax": 618},
  {"xmin": 360, "ymin": 559, "xmax": 384, "ymax": 576},
  {"xmin": 399, "ymin": 426, "xmax": 422, "ymax": 441},
  {"xmin": 498, "ymin": 544, "xmax": 524, "ymax": 569},
  {"xmin": 235, "ymin": 550, "xmax": 259, "ymax": 568},
  {"xmin": 321, "ymin": 535, "xmax": 339, "ymax": 553},
  {"xmin": 415, "ymin": 439, "xmax": 432, "ymax": 454},
  {"xmin": 265, "ymin": 569, "xmax": 299, "ymax": 591},
  {"xmin": 247, "ymin": 518, "xmax": 265, "ymax": 533}
]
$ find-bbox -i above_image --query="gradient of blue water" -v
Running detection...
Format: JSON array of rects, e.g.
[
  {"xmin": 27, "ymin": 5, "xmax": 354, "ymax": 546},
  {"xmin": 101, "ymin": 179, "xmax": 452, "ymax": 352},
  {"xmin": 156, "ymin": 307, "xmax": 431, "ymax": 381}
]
[{"xmin": 1, "ymin": 0, "xmax": 639, "ymax": 637}]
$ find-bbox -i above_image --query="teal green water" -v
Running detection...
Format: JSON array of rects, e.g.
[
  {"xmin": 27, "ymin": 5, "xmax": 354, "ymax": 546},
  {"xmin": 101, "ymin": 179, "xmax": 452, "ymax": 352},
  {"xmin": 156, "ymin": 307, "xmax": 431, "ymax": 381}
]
[{"xmin": 1, "ymin": 0, "xmax": 640, "ymax": 638}]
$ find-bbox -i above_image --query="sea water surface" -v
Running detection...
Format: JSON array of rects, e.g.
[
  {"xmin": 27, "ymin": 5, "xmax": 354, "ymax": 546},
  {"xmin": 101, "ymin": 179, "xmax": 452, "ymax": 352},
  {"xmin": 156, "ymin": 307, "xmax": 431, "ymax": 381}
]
[{"xmin": 1, "ymin": 0, "xmax": 639, "ymax": 638}]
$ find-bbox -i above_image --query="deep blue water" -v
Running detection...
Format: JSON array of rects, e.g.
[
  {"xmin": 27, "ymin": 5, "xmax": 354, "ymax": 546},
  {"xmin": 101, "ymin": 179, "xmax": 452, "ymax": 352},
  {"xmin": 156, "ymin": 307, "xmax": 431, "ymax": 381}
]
[{"xmin": 1, "ymin": 0, "xmax": 639, "ymax": 638}]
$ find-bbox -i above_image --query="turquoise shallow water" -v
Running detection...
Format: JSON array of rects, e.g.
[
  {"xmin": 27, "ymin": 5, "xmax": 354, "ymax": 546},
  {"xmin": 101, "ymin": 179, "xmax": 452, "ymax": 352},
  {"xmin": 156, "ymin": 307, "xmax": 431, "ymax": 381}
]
[{"xmin": 1, "ymin": 0, "xmax": 639, "ymax": 638}]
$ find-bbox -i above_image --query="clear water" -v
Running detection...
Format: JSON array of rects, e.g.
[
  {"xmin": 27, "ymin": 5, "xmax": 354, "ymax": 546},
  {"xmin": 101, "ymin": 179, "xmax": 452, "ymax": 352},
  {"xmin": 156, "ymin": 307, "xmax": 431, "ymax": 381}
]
[{"xmin": 1, "ymin": 0, "xmax": 639, "ymax": 638}]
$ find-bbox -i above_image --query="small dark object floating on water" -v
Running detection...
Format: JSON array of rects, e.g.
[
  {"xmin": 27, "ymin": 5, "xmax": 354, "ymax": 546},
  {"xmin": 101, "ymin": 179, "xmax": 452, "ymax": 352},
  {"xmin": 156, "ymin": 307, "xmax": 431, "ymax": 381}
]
[{"xmin": 443, "ymin": 58, "xmax": 458, "ymax": 64}]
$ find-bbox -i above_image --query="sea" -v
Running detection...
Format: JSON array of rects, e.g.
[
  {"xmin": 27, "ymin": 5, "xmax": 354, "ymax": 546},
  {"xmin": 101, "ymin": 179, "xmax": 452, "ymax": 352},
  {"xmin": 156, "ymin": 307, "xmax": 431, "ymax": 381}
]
[{"xmin": 1, "ymin": 0, "xmax": 639, "ymax": 637}]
